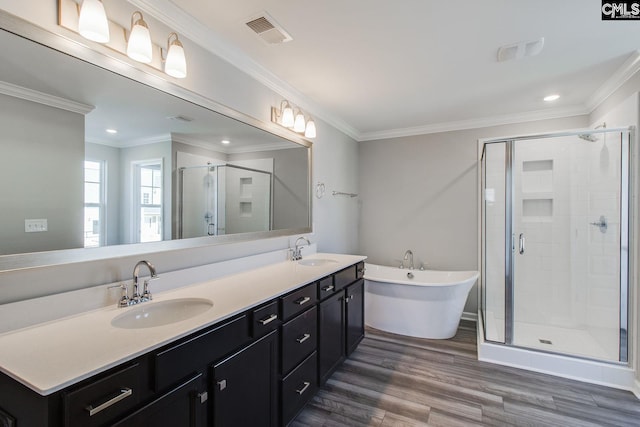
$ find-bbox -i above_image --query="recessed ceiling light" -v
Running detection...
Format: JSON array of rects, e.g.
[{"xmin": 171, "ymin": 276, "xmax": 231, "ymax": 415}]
[
  {"xmin": 106, "ymin": 128, "xmax": 118, "ymax": 134},
  {"xmin": 221, "ymin": 139, "xmax": 230, "ymax": 145},
  {"xmin": 543, "ymin": 94, "xmax": 560, "ymax": 102}
]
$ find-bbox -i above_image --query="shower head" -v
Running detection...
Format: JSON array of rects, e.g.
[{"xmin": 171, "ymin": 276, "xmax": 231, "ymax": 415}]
[{"xmin": 578, "ymin": 133, "xmax": 598, "ymax": 142}]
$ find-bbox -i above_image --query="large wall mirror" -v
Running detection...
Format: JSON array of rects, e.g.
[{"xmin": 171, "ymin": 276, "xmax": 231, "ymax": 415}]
[{"xmin": 0, "ymin": 16, "xmax": 311, "ymax": 270}]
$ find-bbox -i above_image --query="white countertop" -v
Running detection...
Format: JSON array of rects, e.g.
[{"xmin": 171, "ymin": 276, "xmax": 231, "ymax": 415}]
[{"xmin": 0, "ymin": 253, "xmax": 365, "ymax": 395}]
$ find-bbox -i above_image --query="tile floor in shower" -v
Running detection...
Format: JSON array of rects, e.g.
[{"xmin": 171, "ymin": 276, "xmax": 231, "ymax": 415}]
[{"xmin": 484, "ymin": 311, "xmax": 619, "ymax": 361}]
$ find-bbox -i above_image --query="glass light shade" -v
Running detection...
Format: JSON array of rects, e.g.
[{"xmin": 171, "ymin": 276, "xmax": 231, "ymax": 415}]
[
  {"xmin": 293, "ymin": 112, "xmax": 306, "ymax": 133},
  {"xmin": 78, "ymin": 0, "xmax": 110, "ymax": 43},
  {"xmin": 304, "ymin": 119, "xmax": 316, "ymax": 138},
  {"xmin": 127, "ymin": 16, "xmax": 152, "ymax": 63},
  {"xmin": 165, "ymin": 40, "xmax": 187, "ymax": 78},
  {"xmin": 281, "ymin": 105, "xmax": 294, "ymax": 128}
]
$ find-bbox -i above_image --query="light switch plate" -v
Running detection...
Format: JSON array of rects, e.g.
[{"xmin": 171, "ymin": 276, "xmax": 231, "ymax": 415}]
[{"xmin": 25, "ymin": 219, "xmax": 48, "ymax": 233}]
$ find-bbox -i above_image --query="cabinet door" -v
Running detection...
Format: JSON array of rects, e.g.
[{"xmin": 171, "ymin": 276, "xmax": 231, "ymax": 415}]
[
  {"xmin": 111, "ymin": 373, "xmax": 206, "ymax": 427},
  {"xmin": 318, "ymin": 290, "xmax": 345, "ymax": 385},
  {"xmin": 212, "ymin": 330, "xmax": 278, "ymax": 427},
  {"xmin": 346, "ymin": 279, "xmax": 365, "ymax": 355}
]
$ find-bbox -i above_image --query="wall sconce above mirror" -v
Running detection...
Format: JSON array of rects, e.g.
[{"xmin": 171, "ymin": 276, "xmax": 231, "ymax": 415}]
[
  {"xmin": 271, "ymin": 100, "xmax": 316, "ymax": 139},
  {"xmin": 60, "ymin": 0, "xmax": 188, "ymax": 79}
]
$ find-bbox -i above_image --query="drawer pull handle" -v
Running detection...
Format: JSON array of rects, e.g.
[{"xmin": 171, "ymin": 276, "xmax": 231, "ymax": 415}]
[
  {"xmin": 86, "ymin": 388, "xmax": 133, "ymax": 417},
  {"xmin": 295, "ymin": 296, "xmax": 311, "ymax": 305},
  {"xmin": 321, "ymin": 285, "xmax": 335, "ymax": 292},
  {"xmin": 296, "ymin": 333, "xmax": 311, "ymax": 344},
  {"xmin": 295, "ymin": 381, "xmax": 311, "ymax": 395},
  {"xmin": 258, "ymin": 313, "xmax": 278, "ymax": 325}
]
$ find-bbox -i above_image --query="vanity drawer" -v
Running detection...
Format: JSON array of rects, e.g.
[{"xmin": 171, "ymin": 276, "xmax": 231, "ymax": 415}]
[
  {"xmin": 281, "ymin": 305, "xmax": 317, "ymax": 374},
  {"xmin": 281, "ymin": 351, "xmax": 318, "ymax": 426},
  {"xmin": 281, "ymin": 283, "xmax": 317, "ymax": 321},
  {"xmin": 252, "ymin": 300, "xmax": 281, "ymax": 337},
  {"xmin": 334, "ymin": 265, "xmax": 357, "ymax": 292},
  {"xmin": 154, "ymin": 314, "xmax": 250, "ymax": 391},
  {"xmin": 64, "ymin": 362, "xmax": 142, "ymax": 427},
  {"xmin": 317, "ymin": 276, "xmax": 336, "ymax": 300}
]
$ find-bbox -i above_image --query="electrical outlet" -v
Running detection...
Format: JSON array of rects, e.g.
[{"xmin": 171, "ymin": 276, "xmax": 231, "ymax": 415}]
[{"xmin": 25, "ymin": 219, "xmax": 48, "ymax": 233}]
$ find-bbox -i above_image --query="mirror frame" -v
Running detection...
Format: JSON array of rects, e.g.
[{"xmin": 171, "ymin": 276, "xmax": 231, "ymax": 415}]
[{"xmin": 0, "ymin": 10, "xmax": 312, "ymax": 272}]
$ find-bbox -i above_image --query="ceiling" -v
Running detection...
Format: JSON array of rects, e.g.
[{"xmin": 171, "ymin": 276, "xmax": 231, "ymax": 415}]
[{"xmin": 140, "ymin": 0, "xmax": 640, "ymax": 141}]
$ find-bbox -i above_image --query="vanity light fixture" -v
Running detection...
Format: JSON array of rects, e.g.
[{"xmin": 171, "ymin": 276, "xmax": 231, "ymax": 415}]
[
  {"xmin": 293, "ymin": 110, "xmax": 306, "ymax": 133},
  {"xmin": 271, "ymin": 100, "xmax": 316, "ymax": 138},
  {"xmin": 304, "ymin": 118, "xmax": 317, "ymax": 139},
  {"xmin": 543, "ymin": 94, "xmax": 560, "ymax": 102},
  {"xmin": 163, "ymin": 32, "xmax": 187, "ymax": 79},
  {"xmin": 127, "ymin": 11, "xmax": 153, "ymax": 64},
  {"xmin": 78, "ymin": 0, "xmax": 109, "ymax": 43}
]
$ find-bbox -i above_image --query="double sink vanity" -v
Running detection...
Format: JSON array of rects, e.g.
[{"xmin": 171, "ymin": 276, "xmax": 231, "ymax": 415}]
[{"xmin": 0, "ymin": 253, "xmax": 366, "ymax": 426}]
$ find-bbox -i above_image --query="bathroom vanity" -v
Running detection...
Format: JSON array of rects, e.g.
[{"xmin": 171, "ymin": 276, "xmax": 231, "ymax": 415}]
[{"xmin": 0, "ymin": 256, "xmax": 365, "ymax": 426}]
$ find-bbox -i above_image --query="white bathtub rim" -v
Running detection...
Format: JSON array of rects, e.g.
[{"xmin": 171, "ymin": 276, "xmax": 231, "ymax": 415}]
[{"xmin": 364, "ymin": 263, "xmax": 479, "ymax": 287}]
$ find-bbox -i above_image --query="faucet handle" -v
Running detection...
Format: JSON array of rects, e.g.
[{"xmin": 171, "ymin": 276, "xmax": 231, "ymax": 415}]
[
  {"xmin": 141, "ymin": 279, "xmax": 153, "ymax": 302},
  {"xmin": 118, "ymin": 283, "xmax": 130, "ymax": 308}
]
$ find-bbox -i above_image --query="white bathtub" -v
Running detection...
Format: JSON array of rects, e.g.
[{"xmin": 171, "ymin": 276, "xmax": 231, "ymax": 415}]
[{"xmin": 365, "ymin": 264, "xmax": 479, "ymax": 339}]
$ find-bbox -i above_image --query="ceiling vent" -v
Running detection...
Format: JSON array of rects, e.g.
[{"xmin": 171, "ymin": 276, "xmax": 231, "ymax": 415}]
[
  {"xmin": 497, "ymin": 37, "xmax": 544, "ymax": 62},
  {"xmin": 245, "ymin": 13, "xmax": 292, "ymax": 44}
]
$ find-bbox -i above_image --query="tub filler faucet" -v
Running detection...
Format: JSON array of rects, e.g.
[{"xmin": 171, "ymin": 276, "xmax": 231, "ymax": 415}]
[{"xmin": 402, "ymin": 250, "xmax": 414, "ymax": 270}]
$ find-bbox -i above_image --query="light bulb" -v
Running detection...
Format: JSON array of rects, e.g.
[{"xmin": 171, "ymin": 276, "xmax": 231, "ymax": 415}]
[
  {"xmin": 293, "ymin": 111, "xmax": 306, "ymax": 133},
  {"xmin": 304, "ymin": 119, "xmax": 316, "ymax": 138},
  {"xmin": 281, "ymin": 103, "xmax": 294, "ymax": 128},
  {"xmin": 127, "ymin": 12, "xmax": 152, "ymax": 63},
  {"xmin": 165, "ymin": 33, "xmax": 187, "ymax": 78},
  {"xmin": 78, "ymin": 0, "xmax": 109, "ymax": 43}
]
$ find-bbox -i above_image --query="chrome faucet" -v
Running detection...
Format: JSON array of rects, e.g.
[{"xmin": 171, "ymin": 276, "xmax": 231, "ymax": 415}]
[
  {"xmin": 403, "ymin": 250, "xmax": 414, "ymax": 270},
  {"xmin": 292, "ymin": 237, "xmax": 311, "ymax": 261},
  {"xmin": 119, "ymin": 260, "xmax": 158, "ymax": 307}
]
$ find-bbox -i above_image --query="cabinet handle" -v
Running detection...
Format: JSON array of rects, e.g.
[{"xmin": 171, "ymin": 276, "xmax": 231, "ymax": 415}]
[
  {"xmin": 86, "ymin": 388, "xmax": 133, "ymax": 417},
  {"xmin": 294, "ymin": 296, "xmax": 311, "ymax": 305},
  {"xmin": 258, "ymin": 313, "xmax": 278, "ymax": 325},
  {"xmin": 217, "ymin": 380, "xmax": 227, "ymax": 391},
  {"xmin": 321, "ymin": 285, "xmax": 335, "ymax": 292},
  {"xmin": 296, "ymin": 333, "xmax": 311, "ymax": 344},
  {"xmin": 295, "ymin": 381, "xmax": 311, "ymax": 395},
  {"xmin": 198, "ymin": 391, "xmax": 208, "ymax": 404}
]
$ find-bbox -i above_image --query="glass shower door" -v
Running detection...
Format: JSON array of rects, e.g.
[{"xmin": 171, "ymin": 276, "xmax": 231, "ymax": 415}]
[{"xmin": 511, "ymin": 131, "xmax": 627, "ymax": 362}]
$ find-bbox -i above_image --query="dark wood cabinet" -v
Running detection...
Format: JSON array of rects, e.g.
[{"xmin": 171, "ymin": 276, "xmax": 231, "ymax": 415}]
[
  {"xmin": 346, "ymin": 279, "xmax": 365, "ymax": 356},
  {"xmin": 318, "ymin": 290, "xmax": 346, "ymax": 385},
  {"xmin": 112, "ymin": 373, "xmax": 206, "ymax": 427},
  {"xmin": 0, "ymin": 260, "xmax": 365, "ymax": 427},
  {"xmin": 212, "ymin": 330, "xmax": 278, "ymax": 427}
]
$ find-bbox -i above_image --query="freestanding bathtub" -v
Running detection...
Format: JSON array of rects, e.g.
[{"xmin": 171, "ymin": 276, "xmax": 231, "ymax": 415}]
[{"xmin": 365, "ymin": 264, "xmax": 479, "ymax": 339}]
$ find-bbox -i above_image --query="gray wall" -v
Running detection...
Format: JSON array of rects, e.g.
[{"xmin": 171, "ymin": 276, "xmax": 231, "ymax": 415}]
[
  {"xmin": 358, "ymin": 115, "xmax": 589, "ymax": 313},
  {"xmin": 0, "ymin": 94, "xmax": 84, "ymax": 255}
]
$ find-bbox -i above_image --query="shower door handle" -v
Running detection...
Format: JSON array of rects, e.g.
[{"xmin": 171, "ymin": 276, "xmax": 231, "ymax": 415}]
[{"xmin": 518, "ymin": 233, "xmax": 525, "ymax": 255}]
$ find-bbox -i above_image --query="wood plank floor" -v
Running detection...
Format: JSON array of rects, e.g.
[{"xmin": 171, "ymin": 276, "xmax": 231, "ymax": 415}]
[{"xmin": 292, "ymin": 321, "xmax": 640, "ymax": 426}]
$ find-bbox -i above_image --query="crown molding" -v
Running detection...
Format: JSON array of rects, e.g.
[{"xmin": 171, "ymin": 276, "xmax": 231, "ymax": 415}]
[
  {"xmin": 358, "ymin": 105, "xmax": 589, "ymax": 141},
  {"xmin": 127, "ymin": 0, "xmax": 360, "ymax": 141},
  {"xmin": 0, "ymin": 80, "xmax": 94, "ymax": 115},
  {"xmin": 585, "ymin": 50, "xmax": 640, "ymax": 112}
]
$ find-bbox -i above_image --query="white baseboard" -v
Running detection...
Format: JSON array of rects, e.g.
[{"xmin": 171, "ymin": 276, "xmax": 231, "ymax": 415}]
[{"xmin": 461, "ymin": 311, "xmax": 478, "ymax": 322}]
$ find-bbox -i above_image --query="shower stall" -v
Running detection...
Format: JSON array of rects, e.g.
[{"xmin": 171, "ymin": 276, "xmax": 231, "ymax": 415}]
[
  {"xmin": 480, "ymin": 127, "xmax": 631, "ymax": 364},
  {"xmin": 177, "ymin": 163, "xmax": 273, "ymax": 238}
]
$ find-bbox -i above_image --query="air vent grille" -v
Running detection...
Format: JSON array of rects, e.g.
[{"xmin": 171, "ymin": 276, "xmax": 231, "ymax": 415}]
[
  {"xmin": 167, "ymin": 115, "xmax": 193, "ymax": 122},
  {"xmin": 245, "ymin": 13, "xmax": 292, "ymax": 44},
  {"xmin": 246, "ymin": 17, "xmax": 275, "ymax": 34}
]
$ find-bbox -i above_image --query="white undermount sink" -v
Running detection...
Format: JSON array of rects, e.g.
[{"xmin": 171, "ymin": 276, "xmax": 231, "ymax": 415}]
[
  {"xmin": 298, "ymin": 258, "xmax": 338, "ymax": 267},
  {"xmin": 111, "ymin": 298, "xmax": 213, "ymax": 329}
]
